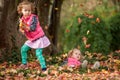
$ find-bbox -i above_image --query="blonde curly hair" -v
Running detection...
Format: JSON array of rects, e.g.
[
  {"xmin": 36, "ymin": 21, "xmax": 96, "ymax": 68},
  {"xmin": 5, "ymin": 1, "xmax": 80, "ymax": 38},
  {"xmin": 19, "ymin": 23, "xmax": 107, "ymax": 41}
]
[
  {"xmin": 17, "ymin": 1, "xmax": 35, "ymax": 15},
  {"xmin": 68, "ymin": 48, "xmax": 83, "ymax": 61}
]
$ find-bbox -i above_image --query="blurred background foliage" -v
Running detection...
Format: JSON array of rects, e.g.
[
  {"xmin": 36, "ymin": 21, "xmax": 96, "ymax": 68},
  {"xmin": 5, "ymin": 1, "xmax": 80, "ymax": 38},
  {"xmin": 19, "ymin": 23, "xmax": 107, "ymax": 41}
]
[{"xmin": 59, "ymin": 0, "xmax": 120, "ymax": 54}]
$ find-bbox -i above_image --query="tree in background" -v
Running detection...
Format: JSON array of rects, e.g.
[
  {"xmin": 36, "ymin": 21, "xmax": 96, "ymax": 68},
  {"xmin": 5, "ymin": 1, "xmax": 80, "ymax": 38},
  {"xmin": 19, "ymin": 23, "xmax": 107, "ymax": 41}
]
[
  {"xmin": 109, "ymin": 13, "xmax": 120, "ymax": 51},
  {"xmin": 63, "ymin": 13, "xmax": 112, "ymax": 54},
  {"xmin": 61, "ymin": 0, "xmax": 120, "ymax": 54}
]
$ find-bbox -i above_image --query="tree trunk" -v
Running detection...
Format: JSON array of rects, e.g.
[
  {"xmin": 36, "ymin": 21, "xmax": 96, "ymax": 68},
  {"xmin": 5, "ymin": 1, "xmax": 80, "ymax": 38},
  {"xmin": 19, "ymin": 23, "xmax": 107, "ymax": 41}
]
[
  {"xmin": 48, "ymin": 0, "xmax": 64, "ymax": 53},
  {"xmin": 0, "ymin": 0, "xmax": 8, "ymax": 48}
]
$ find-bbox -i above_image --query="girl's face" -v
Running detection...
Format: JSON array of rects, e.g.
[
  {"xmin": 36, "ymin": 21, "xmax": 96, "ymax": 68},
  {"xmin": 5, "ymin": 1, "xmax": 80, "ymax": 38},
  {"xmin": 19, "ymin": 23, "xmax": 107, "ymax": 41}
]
[
  {"xmin": 22, "ymin": 4, "xmax": 32, "ymax": 17},
  {"xmin": 72, "ymin": 50, "xmax": 81, "ymax": 60}
]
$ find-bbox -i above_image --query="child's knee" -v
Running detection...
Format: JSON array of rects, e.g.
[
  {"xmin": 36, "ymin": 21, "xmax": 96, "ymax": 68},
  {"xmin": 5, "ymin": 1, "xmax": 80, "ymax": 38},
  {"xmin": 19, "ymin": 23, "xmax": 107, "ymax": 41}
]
[
  {"xmin": 36, "ymin": 49, "xmax": 42, "ymax": 56},
  {"xmin": 81, "ymin": 60, "xmax": 88, "ymax": 68},
  {"xmin": 21, "ymin": 45, "xmax": 30, "ymax": 52}
]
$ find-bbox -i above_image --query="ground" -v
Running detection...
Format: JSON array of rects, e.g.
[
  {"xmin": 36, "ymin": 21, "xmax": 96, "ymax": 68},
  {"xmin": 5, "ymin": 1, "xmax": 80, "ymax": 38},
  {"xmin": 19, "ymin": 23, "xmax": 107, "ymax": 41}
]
[{"xmin": 0, "ymin": 51, "xmax": 120, "ymax": 80}]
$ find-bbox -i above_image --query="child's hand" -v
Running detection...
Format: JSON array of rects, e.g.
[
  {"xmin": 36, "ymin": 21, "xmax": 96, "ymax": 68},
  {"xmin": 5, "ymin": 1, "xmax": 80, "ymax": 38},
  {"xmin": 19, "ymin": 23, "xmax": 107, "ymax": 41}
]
[
  {"xmin": 19, "ymin": 19, "xmax": 30, "ymax": 31},
  {"xmin": 25, "ymin": 26, "xmax": 30, "ymax": 31},
  {"xmin": 19, "ymin": 28, "xmax": 24, "ymax": 34}
]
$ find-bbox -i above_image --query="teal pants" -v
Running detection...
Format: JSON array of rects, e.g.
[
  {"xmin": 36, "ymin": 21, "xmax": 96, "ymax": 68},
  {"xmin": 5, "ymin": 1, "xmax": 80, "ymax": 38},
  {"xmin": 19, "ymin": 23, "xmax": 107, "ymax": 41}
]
[{"xmin": 21, "ymin": 44, "xmax": 46, "ymax": 69}]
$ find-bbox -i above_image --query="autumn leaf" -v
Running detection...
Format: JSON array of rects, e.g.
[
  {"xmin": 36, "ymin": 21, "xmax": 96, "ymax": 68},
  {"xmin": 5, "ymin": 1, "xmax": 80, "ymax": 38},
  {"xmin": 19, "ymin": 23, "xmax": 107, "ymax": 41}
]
[
  {"xmin": 78, "ymin": 17, "xmax": 82, "ymax": 24},
  {"xmin": 96, "ymin": 18, "xmax": 100, "ymax": 23},
  {"xmin": 55, "ymin": 8, "xmax": 58, "ymax": 10},
  {"xmin": 85, "ymin": 44, "xmax": 91, "ymax": 48},
  {"xmin": 66, "ymin": 29, "xmax": 70, "ymax": 33}
]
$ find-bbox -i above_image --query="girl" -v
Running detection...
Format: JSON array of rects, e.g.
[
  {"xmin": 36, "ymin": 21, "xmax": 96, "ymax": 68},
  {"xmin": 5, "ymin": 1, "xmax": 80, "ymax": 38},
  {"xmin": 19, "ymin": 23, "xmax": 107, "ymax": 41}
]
[
  {"xmin": 67, "ymin": 48, "xmax": 100, "ymax": 69},
  {"xmin": 17, "ymin": 1, "xmax": 50, "ymax": 71},
  {"xmin": 67, "ymin": 48, "xmax": 83, "ymax": 68}
]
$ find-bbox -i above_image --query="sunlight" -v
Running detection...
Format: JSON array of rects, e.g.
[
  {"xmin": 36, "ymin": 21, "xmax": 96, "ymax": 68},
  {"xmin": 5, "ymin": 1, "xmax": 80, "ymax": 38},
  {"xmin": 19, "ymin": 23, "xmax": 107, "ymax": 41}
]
[{"xmin": 0, "ymin": 0, "xmax": 3, "ymax": 8}]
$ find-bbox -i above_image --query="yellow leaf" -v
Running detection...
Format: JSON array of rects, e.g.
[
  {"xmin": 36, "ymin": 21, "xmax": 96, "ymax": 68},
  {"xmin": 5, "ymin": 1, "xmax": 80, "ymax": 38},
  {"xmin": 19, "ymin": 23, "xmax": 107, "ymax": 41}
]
[
  {"xmin": 114, "ymin": 59, "xmax": 120, "ymax": 64},
  {"xmin": 55, "ymin": 8, "xmax": 58, "ymax": 10},
  {"xmin": 102, "ymin": 69, "xmax": 108, "ymax": 74}
]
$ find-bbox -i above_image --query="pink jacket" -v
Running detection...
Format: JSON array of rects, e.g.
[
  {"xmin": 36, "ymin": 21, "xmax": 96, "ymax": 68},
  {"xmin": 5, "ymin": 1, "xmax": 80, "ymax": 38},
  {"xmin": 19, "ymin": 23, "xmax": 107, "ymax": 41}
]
[
  {"xmin": 21, "ymin": 14, "xmax": 44, "ymax": 41},
  {"xmin": 67, "ymin": 57, "xmax": 81, "ymax": 67}
]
